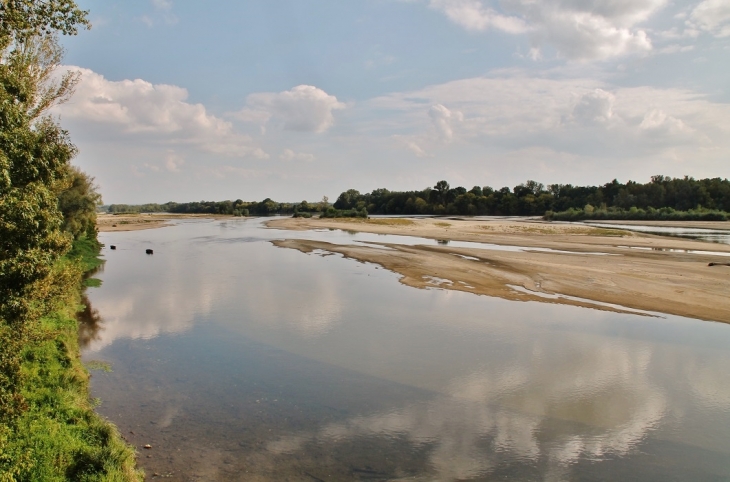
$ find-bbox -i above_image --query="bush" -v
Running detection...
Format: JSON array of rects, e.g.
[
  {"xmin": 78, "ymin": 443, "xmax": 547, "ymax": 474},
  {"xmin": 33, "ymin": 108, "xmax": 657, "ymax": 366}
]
[
  {"xmin": 544, "ymin": 206, "xmax": 729, "ymax": 222},
  {"xmin": 319, "ymin": 207, "xmax": 368, "ymax": 219}
]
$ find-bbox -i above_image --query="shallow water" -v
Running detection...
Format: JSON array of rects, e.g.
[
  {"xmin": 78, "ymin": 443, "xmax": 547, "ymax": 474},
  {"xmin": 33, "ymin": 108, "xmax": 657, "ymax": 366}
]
[
  {"xmin": 582, "ymin": 222, "xmax": 730, "ymax": 245},
  {"xmin": 83, "ymin": 219, "xmax": 730, "ymax": 481}
]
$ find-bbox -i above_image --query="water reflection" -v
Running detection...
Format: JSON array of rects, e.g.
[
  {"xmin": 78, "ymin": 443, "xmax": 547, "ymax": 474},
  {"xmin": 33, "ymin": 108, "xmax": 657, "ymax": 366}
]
[
  {"xmin": 77, "ymin": 295, "xmax": 103, "ymax": 349},
  {"xmin": 83, "ymin": 219, "xmax": 730, "ymax": 480},
  {"xmin": 266, "ymin": 337, "xmax": 669, "ymax": 480},
  {"xmin": 583, "ymin": 222, "xmax": 730, "ymax": 245}
]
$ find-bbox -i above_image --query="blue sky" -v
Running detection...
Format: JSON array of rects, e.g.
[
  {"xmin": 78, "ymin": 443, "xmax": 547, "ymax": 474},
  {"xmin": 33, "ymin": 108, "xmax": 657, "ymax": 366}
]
[{"xmin": 56, "ymin": 0, "xmax": 730, "ymax": 203}]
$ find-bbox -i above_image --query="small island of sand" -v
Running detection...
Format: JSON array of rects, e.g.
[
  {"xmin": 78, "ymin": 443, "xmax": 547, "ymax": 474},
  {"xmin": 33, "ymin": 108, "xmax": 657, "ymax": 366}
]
[{"xmin": 266, "ymin": 217, "xmax": 730, "ymax": 323}]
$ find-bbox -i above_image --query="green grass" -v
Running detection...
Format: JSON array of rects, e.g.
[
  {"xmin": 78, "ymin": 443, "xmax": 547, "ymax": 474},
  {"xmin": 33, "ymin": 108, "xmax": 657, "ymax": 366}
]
[
  {"xmin": 84, "ymin": 361, "xmax": 112, "ymax": 373},
  {"xmin": 0, "ymin": 238, "xmax": 142, "ymax": 481},
  {"xmin": 364, "ymin": 218, "xmax": 414, "ymax": 226},
  {"xmin": 67, "ymin": 236, "xmax": 105, "ymax": 273},
  {"xmin": 83, "ymin": 278, "xmax": 103, "ymax": 288}
]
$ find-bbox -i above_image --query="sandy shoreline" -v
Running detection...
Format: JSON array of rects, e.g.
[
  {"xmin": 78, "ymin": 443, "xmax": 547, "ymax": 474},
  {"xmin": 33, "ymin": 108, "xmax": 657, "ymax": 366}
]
[
  {"xmin": 267, "ymin": 217, "xmax": 730, "ymax": 323},
  {"xmin": 96, "ymin": 213, "xmax": 234, "ymax": 232}
]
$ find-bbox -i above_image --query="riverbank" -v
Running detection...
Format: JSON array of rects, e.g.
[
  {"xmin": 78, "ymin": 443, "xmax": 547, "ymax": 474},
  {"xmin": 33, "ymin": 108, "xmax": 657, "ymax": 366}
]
[
  {"xmin": 267, "ymin": 217, "xmax": 730, "ymax": 323},
  {"xmin": 0, "ymin": 237, "xmax": 142, "ymax": 481},
  {"xmin": 97, "ymin": 213, "xmax": 236, "ymax": 232}
]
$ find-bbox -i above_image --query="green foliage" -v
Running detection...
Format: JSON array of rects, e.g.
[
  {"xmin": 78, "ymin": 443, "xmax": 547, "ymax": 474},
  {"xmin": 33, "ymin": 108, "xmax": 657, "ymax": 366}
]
[
  {"xmin": 1, "ymin": 4, "xmax": 140, "ymax": 480},
  {"xmin": 0, "ymin": 299, "xmax": 140, "ymax": 481},
  {"xmin": 545, "ymin": 206, "xmax": 729, "ymax": 222},
  {"xmin": 82, "ymin": 277, "xmax": 102, "ymax": 288},
  {"xmin": 66, "ymin": 235, "xmax": 103, "ymax": 273},
  {"xmin": 319, "ymin": 206, "xmax": 368, "ymax": 219},
  {"xmin": 106, "ymin": 197, "xmax": 325, "ymax": 217},
  {"xmin": 84, "ymin": 361, "xmax": 112, "ymax": 373},
  {"xmin": 327, "ymin": 176, "xmax": 730, "ymax": 218},
  {"xmin": 0, "ymin": 0, "xmax": 89, "ymax": 47},
  {"xmin": 105, "ymin": 175, "xmax": 730, "ymax": 220},
  {"xmin": 58, "ymin": 166, "xmax": 102, "ymax": 240},
  {"xmin": 0, "ymin": 32, "xmax": 79, "ymax": 428}
]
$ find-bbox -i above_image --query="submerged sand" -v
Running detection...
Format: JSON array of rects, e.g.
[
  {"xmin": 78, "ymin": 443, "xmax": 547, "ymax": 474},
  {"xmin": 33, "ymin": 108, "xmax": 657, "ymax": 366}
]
[{"xmin": 267, "ymin": 217, "xmax": 730, "ymax": 323}]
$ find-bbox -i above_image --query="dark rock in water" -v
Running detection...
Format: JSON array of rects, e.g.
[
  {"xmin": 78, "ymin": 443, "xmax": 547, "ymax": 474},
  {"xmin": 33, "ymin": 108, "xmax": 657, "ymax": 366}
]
[
  {"xmin": 708, "ymin": 262, "xmax": 730, "ymax": 267},
  {"xmin": 146, "ymin": 249, "xmax": 154, "ymax": 255},
  {"xmin": 110, "ymin": 245, "xmax": 116, "ymax": 250},
  {"xmin": 112, "ymin": 224, "xmax": 117, "ymax": 227}
]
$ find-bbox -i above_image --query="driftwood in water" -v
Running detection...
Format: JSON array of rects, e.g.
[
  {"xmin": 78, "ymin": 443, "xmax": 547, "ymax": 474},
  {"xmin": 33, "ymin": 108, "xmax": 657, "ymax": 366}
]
[
  {"xmin": 708, "ymin": 262, "xmax": 730, "ymax": 267},
  {"xmin": 146, "ymin": 249, "xmax": 154, "ymax": 255}
]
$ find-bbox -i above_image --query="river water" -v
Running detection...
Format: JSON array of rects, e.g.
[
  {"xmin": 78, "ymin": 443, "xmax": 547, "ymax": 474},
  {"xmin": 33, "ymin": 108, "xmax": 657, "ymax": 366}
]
[
  {"xmin": 581, "ymin": 222, "xmax": 730, "ymax": 245},
  {"xmin": 82, "ymin": 219, "xmax": 730, "ymax": 481}
]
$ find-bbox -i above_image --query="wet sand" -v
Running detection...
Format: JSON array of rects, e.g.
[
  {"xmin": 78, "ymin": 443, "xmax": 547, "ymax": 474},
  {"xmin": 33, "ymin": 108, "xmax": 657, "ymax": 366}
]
[
  {"xmin": 97, "ymin": 213, "xmax": 234, "ymax": 232},
  {"xmin": 267, "ymin": 217, "xmax": 730, "ymax": 323}
]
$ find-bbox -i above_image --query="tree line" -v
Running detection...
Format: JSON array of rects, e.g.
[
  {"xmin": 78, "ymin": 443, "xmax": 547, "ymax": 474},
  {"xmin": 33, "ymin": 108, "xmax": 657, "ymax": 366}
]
[
  {"xmin": 105, "ymin": 175, "xmax": 730, "ymax": 220},
  {"xmin": 332, "ymin": 176, "xmax": 730, "ymax": 217},
  {"xmin": 106, "ymin": 198, "xmax": 328, "ymax": 216}
]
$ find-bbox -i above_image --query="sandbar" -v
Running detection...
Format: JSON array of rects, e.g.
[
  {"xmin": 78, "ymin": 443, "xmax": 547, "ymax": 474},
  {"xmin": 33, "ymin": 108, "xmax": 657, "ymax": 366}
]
[
  {"xmin": 267, "ymin": 217, "xmax": 730, "ymax": 323},
  {"xmin": 96, "ymin": 213, "xmax": 234, "ymax": 232}
]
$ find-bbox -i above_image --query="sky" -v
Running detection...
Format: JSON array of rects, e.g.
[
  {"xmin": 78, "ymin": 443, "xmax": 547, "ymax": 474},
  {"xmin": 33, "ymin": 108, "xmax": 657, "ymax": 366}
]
[{"xmin": 55, "ymin": 0, "xmax": 730, "ymax": 204}]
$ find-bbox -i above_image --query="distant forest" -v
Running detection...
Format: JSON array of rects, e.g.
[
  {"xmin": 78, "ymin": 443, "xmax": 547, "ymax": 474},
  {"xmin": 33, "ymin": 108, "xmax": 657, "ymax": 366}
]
[{"xmin": 104, "ymin": 175, "xmax": 730, "ymax": 219}]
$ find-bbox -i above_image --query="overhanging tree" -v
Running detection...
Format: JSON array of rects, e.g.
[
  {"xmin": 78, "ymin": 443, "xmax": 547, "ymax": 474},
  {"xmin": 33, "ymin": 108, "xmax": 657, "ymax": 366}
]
[{"xmin": 0, "ymin": 0, "xmax": 88, "ymax": 428}]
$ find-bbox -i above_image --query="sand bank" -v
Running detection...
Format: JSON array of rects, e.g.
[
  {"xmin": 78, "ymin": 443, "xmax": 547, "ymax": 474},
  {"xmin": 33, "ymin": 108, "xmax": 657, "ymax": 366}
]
[
  {"xmin": 97, "ymin": 213, "xmax": 235, "ymax": 232},
  {"xmin": 267, "ymin": 217, "xmax": 730, "ymax": 323}
]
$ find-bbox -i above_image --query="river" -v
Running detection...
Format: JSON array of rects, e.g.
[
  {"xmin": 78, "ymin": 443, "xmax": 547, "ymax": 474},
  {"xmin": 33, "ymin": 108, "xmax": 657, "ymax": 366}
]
[{"xmin": 81, "ymin": 218, "xmax": 730, "ymax": 481}]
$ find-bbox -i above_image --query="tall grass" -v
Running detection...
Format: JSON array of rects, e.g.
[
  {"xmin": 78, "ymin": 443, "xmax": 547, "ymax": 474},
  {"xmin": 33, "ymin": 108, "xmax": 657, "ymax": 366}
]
[{"xmin": 0, "ymin": 239, "xmax": 142, "ymax": 481}]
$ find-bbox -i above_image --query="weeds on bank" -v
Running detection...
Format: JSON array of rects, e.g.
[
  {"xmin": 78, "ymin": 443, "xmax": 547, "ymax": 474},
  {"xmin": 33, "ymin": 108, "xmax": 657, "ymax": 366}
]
[
  {"xmin": 0, "ymin": 239, "xmax": 142, "ymax": 481},
  {"xmin": 365, "ymin": 219, "xmax": 415, "ymax": 226},
  {"xmin": 478, "ymin": 225, "xmax": 629, "ymax": 236}
]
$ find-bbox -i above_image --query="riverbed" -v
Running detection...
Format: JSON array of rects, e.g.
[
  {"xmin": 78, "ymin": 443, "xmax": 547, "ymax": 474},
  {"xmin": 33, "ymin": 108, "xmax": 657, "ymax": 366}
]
[{"xmin": 83, "ymin": 218, "xmax": 730, "ymax": 481}]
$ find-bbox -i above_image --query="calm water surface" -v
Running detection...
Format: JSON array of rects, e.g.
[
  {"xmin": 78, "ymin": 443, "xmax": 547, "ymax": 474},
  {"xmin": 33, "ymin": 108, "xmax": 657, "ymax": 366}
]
[
  {"xmin": 82, "ymin": 219, "xmax": 730, "ymax": 481},
  {"xmin": 582, "ymin": 222, "xmax": 730, "ymax": 245}
]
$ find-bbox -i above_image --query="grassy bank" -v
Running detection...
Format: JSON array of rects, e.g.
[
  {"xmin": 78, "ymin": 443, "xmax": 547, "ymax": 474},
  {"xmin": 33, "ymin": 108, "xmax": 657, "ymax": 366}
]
[{"xmin": 0, "ymin": 239, "xmax": 142, "ymax": 481}]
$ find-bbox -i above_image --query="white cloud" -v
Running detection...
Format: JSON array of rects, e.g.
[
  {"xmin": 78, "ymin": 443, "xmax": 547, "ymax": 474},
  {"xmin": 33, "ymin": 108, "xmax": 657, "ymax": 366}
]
[
  {"xmin": 639, "ymin": 109, "xmax": 694, "ymax": 137},
  {"xmin": 280, "ymin": 149, "xmax": 315, "ymax": 162},
  {"xmin": 392, "ymin": 135, "xmax": 429, "ymax": 157},
  {"xmin": 366, "ymin": 72, "xmax": 729, "ymax": 164},
  {"xmin": 165, "ymin": 150, "xmax": 185, "ymax": 172},
  {"xmin": 427, "ymin": 0, "xmax": 667, "ymax": 60},
  {"xmin": 689, "ymin": 0, "xmax": 730, "ymax": 37},
  {"xmin": 152, "ymin": 0, "xmax": 173, "ymax": 10},
  {"xmin": 429, "ymin": 104, "xmax": 464, "ymax": 141},
  {"xmin": 429, "ymin": 0, "xmax": 528, "ymax": 33},
  {"xmin": 523, "ymin": 6, "xmax": 655, "ymax": 60},
  {"xmin": 147, "ymin": 0, "xmax": 178, "ymax": 25},
  {"xmin": 239, "ymin": 85, "xmax": 346, "ymax": 133},
  {"xmin": 55, "ymin": 67, "xmax": 262, "ymax": 158},
  {"xmin": 571, "ymin": 89, "xmax": 615, "ymax": 124},
  {"xmin": 656, "ymin": 44, "xmax": 694, "ymax": 54}
]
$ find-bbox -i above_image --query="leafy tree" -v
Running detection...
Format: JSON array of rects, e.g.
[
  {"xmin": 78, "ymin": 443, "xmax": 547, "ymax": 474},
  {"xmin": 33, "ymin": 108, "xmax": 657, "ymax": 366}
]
[
  {"xmin": 57, "ymin": 165, "xmax": 102, "ymax": 239},
  {"xmin": 334, "ymin": 189, "xmax": 360, "ymax": 210},
  {"xmin": 0, "ymin": 0, "xmax": 88, "ymax": 429},
  {"xmin": 433, "ymin": 180, "xmax": 449, "ymax": 205}
]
